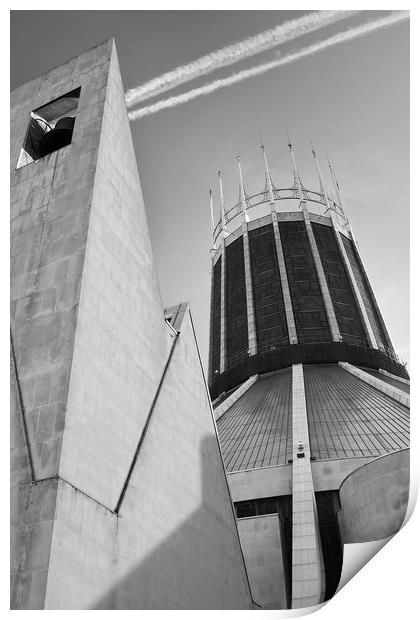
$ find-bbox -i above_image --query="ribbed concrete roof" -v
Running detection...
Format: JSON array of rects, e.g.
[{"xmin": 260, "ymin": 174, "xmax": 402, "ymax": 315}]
[
  {"xmin": 304, "ymin": 365, "xmax": 409, "ymax": 460},
  {"xmin": 216, "ymin": 364, "xmax": 410, "ymax": 473},
  {"xmin": 216, "ymin": 368, "xmax": 292, "ymax": 472}
]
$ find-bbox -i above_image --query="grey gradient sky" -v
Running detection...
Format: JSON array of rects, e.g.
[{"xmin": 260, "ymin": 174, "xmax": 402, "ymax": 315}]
[{"xmin": 10, "ymin": 10, "xmax": 409, "ymax": 369}]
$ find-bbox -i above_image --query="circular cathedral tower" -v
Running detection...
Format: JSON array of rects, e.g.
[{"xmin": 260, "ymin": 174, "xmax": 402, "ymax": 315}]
[{"xmin": 208, "ymin": 141, "xmax": 410, "ymax": 610}]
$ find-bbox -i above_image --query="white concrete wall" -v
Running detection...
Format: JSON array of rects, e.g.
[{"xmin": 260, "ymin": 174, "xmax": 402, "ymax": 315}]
[
  {"xmin": 312, "ymin": 456, "xmax": 375, "ymax": 492},
  {"xmin": 109, "ymin": 309, "xmax": 253, "ymax": 609},
  {"xmin": 227, "ymin": 457, "xmax": 376, "ymax": 501},
  {"xmin": 237, "ymin": 515, "xmax": 288, "ymax": 609},
  {"xmin": 45, "ymin": 479, "xmax": 117, "ymax": 609},
  {"xmin": 60, "ymin": 39, "xmax": 171, "ymax": 509},
  {"xmin": 44, "ymin": 308, "xmax": 255, "ymax": 609},
  {"xmin": 228, "ymin": 464, "xmax": 292, "ymax": 502}
]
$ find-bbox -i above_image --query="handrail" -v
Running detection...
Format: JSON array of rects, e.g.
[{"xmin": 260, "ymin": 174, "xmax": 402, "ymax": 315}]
[{"xmin": 212, "ymin": 187, "xmax": 347, "ymax": 240}]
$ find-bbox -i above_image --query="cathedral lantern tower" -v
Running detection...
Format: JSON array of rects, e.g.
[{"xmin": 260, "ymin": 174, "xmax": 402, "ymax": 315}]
[
  {"xmin": 209, "ymin": 140, "xmax": 406, "ymax": 395},
  {"xmin": 208, "ymin": 140, "xmax": 410, "ymax": 610}
]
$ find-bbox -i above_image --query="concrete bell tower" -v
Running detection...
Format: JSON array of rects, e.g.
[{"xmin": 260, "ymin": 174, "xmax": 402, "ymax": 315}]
[{"xmin": 10, "ymin": 40, "xmax": 255, "ymax": 610}]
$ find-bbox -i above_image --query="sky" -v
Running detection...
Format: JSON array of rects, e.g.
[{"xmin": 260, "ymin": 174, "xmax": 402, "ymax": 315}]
[{"xmin": 10, "ymin": 10, "xmax": 410, "ymax": 369}]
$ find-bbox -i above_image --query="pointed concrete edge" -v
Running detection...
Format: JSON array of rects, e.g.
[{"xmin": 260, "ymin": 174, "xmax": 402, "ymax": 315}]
[
  {"xmin": 164, "ymin": 301, "xmax": 189, "ymax": 333},
  {"xmin": 379, "ymin": 367, "xmax": 410, "ymax": 385},
  {"xmin": 164, "ymin": 301, "xmax": 258, "ymax": 609}
]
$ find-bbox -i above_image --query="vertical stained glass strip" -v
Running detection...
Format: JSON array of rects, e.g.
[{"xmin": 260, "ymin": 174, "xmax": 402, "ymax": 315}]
[
  {"xmin": 249, "ymin": 224, "xmax": 289, "ymax": 353},
  {"xmin": 211, "ymin": 257, "xmax": 221, "ymax": 375},
  {"xmin": 312, "ymin": 222, "xmax": 367, "ymax": 347},
  {"xmin": 279, "ymin": 221, "xmax": 331, "ymax": 344},
  {"xmin": 225, "ymin": 236, "xmax": 248, "ymax": 368}
]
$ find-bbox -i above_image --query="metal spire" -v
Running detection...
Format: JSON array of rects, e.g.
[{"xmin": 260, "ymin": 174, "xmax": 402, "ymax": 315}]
[
  {"xmin": 209, "ymin": 189, "xmax": 216, "ymax": 248},
  {"xmin": 287, "ymin": 134, "xmax": 304, "ymax": 203},
  {"xmin": 326, "ymin": 154, "xmax": 348, "ymax": 221},
  {"xmin": 260, "ymin": 140, "xmax": 275, "ymax": 205},
  {"xmin": 218, "ymin": 171, "xmax": 228, "ymax": 233},
  {"xmin": 311, "ymin": 141, "xmax": 332, "ymax": 214},
  {"xmin": 236, "ymin": 155, "xmax": 249, "ymax": 222}
]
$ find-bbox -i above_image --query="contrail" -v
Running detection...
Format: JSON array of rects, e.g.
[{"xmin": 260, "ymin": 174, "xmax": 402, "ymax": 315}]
[
  {"xmin": 125, "ymin": 11, "xmax": 358, "ymax": 107},
  {"xmin": 128, "ymin": 11, "xmax": 408, "ymax": 122}
]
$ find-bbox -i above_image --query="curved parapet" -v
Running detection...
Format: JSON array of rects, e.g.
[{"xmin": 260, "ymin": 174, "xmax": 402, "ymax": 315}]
[{"xmin": 338, "ymin": 448, "xmax": 410, "ymax": 543}]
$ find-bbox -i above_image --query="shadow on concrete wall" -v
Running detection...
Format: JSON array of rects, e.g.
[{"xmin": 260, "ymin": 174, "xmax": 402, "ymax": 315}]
[{"xmin": 91, "ymin": 434, "xmax": 254, "ymax": 610}]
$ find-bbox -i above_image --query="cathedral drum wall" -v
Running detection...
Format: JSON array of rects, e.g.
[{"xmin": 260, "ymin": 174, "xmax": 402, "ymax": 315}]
[{"xmin": 338, "ymin": 448, "xmax": 409, "ymax": 543}]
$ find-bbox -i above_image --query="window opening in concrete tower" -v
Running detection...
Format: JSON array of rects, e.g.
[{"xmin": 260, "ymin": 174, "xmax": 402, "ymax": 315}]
[{"xmin": 17, "ymin": 87, "xmax": 81, "ymax": 168}]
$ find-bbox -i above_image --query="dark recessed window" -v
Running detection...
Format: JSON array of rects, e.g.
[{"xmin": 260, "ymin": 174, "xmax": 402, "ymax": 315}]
[
  {"xmin": 235, "ymin": 495, "xmax": 293, "ymax": 519},
  {"xmin": 257, "ymin": 499, "xmax": 278, "ymax": 515},
  {"xmin": 236, "ymin": 501, "xmax": 257, "ymax": 518},
  {"xmin": 17, "ymin": 87, "xmax": 81, "ymax": 168}
]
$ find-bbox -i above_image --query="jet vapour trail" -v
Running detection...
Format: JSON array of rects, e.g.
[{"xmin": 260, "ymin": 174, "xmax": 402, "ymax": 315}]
[
  {"xmin": 128, "ymin": 11, "xmax": 408, "ymax": 122},
  {"xmin": 125, "ymin": 10, "xmax": 358, "ymax": 107}
]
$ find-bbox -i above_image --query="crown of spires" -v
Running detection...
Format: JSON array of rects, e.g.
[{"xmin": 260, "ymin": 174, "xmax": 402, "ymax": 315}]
[{"xmin": 210, "ymin": 137, "xmax": 351, "ymax": 236}]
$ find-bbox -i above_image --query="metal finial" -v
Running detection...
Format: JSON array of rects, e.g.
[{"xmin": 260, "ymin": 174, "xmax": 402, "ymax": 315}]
[
  {"xmin": 218, "ymin": 171, "xmax": 228, "ymax": 231},
  {"xmin": 311, "ymin": 141, "xmax": 332, "ymax": 215},
  {"xmin": 236, "ymin": 155, "xmax": 248, "ymax": 221},
  {"xmin": 326, "ymin": 153, "xmax": 347, "ymax": 221},
  {"xmin": 209, "ymin": 188, "xmax": 216, "ymax": 237},
  {"xmin": 286, "ymin": 134, "xmax": 304, "ymax": 203},
  {"xmin": 311, "ymin": 140, "xmax": 322, "ymax": 185},
  {"xmin": 261, "ymin": 141, "xmax": 275, "ymax": 204}
]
